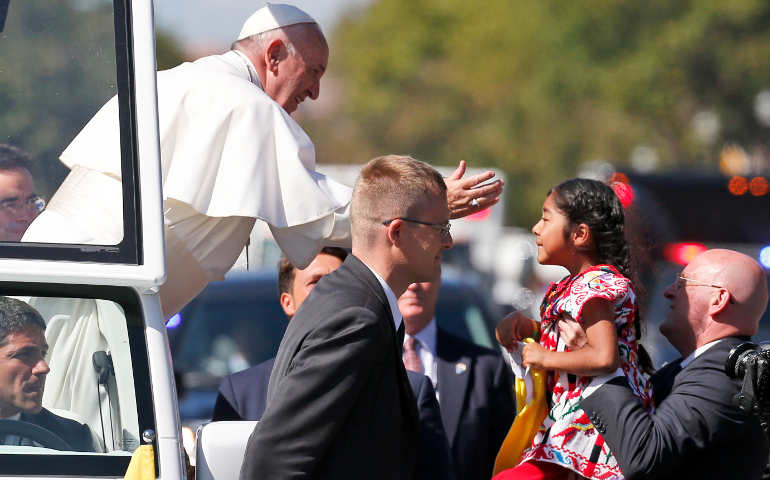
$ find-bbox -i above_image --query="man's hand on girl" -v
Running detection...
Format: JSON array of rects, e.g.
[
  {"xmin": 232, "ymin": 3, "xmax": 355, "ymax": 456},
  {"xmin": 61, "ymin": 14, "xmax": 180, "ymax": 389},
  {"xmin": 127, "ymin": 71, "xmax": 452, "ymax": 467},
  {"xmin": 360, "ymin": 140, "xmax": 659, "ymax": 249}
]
[{"xmin": 558, "ymin": 317, "xmax": 588, "ymax": 350}]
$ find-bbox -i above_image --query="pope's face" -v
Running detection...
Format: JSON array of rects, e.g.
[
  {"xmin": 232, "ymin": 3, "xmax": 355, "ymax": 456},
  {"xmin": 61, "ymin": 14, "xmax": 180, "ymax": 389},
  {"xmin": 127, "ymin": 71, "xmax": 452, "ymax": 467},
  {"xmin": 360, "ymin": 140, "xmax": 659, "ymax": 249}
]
[
  {"xmin": 0, "ymin": 168, "xmax": 39, "ymax": 242},
  {"xmin": 268, "ymin": 37, "xmax": 328, "ymax": 114},
  {"xmin": 0, "ymin": 327, "xmax": 49, "ymax": 418}
]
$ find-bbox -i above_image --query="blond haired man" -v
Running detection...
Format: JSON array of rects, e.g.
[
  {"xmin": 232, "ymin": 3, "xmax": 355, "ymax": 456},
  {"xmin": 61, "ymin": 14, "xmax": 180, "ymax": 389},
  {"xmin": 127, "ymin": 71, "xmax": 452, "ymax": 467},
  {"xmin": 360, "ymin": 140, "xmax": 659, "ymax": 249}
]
[{"xmin": 241, "ymin": 155, "xmax": 453, "ymax": 479}]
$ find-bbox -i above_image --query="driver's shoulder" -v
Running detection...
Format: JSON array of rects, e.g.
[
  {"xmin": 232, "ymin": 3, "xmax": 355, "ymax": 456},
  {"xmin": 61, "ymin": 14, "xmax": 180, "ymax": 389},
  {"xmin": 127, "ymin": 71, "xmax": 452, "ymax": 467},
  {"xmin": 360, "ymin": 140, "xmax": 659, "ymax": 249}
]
[{"xmin": 20, "ymin": 408, "xmax": 94, "ymax": 451}]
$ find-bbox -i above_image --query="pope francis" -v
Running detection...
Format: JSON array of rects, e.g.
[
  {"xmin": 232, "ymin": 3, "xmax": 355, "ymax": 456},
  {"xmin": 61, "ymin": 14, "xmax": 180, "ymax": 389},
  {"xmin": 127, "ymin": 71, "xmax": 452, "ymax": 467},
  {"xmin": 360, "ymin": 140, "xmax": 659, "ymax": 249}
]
[{"xmin": 22, "ymin": 3, "xmax": 503, "ymax": 317}]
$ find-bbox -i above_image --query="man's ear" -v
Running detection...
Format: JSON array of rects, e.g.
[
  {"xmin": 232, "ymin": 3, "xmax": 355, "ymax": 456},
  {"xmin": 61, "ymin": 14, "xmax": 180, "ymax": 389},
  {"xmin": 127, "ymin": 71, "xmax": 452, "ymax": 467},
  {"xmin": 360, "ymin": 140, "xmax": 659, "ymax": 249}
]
[
  {"xmin": 280, "ymin": 292, "xmax": 296, "ymax": 317},
  {"xmin": 708, "ymin": 288, "xmax": 731, "ymax": 316},
  {"xmin": 265, "ymin": 38, "xmax": 286, "ymax": 74},
  {"xmin": 385, "ymin": 219, "xmax": 402, "ymax": 246},
  {"xmin": 571, "ymin": 223, "xmax": 592, "ymax": 250}
]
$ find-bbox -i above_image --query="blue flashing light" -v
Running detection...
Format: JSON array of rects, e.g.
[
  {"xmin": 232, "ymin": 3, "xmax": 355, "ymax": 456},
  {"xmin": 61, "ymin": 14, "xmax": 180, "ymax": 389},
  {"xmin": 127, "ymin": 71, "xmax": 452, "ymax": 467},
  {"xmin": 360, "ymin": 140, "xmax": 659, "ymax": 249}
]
[
  {"xmin": 166, "ymin": 313, "xmax": 182, "ymax": 329},
  {"xmin": 760, "ymin": 246, "xmax": 770, "ymax": 270}
]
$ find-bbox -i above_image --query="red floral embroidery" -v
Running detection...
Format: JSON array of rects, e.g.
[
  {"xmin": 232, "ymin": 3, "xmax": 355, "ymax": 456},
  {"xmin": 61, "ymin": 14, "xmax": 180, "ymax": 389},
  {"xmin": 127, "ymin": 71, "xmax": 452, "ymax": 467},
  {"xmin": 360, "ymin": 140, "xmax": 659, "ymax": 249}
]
[{"xmin": 519, "ymin": 265, "xmax": 653, "ymax": 480}]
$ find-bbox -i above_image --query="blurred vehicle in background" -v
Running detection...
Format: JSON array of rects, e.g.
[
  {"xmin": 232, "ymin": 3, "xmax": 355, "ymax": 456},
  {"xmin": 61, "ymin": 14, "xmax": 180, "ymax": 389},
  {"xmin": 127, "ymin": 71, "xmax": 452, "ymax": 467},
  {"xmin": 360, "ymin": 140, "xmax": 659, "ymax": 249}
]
[
  {"xmin": 168, "ymin": 268, "xmax": 504, "ymax": 426},
  {"xmin": 621, "ymin": 172, "xmax": 770, "ymax": 367}
]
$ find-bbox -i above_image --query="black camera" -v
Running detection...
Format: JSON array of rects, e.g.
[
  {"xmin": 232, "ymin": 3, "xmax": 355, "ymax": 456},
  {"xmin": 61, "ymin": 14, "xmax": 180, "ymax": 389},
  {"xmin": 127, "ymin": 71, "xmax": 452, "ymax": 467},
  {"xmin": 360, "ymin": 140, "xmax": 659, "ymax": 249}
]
[{"xmin": 725, "ymin": 342, "xmax": 770, "ymax": 438}]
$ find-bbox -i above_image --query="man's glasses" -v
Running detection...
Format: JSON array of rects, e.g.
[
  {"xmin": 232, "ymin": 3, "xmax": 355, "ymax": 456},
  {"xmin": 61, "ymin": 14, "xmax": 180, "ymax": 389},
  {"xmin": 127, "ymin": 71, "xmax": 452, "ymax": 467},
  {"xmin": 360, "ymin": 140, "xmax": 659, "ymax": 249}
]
[
  {"xmin": 382, "ymin": 217, "xmax": 451, "ymax": 238},
  {"xmin": 0, "ymin": 195, "xmax": 45, "ymax": 214},
  {"xmin": 677, "ymin": 275, "xmax": 735, "ymax": 303}
]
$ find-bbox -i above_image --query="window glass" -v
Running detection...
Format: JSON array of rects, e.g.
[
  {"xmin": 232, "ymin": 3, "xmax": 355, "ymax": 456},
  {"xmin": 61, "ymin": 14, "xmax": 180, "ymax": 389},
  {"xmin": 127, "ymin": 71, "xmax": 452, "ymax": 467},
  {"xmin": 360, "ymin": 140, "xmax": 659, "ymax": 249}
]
[
  {"xmin": 173, "ymin": 299, "xmax": 287, "ymax": 384},
  {"xmin": 0, "ymin": 291, "xmax": 153, "ymax": 476},
  {"xmin": 0, "ymin": 0, "xmax": 141, "ymax": 263}
]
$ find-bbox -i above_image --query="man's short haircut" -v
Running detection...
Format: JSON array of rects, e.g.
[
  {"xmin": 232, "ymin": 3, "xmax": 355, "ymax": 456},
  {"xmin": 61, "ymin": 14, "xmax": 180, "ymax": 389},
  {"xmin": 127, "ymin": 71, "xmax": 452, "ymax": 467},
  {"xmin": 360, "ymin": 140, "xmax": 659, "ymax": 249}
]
[
  {"xmin": 0, "ymin": 297, "xmax": 46, "ymax": 347},
  {"xmin": 277, "ymin": 247, "xmax": 348, "ymax": 296},
  {"xmin": 350, "ymin": 155, "xmax": 447, "ymax": 243},
  {"xmin": 0, "ymin": 144, "xmax": 33, "ymax": 172}
]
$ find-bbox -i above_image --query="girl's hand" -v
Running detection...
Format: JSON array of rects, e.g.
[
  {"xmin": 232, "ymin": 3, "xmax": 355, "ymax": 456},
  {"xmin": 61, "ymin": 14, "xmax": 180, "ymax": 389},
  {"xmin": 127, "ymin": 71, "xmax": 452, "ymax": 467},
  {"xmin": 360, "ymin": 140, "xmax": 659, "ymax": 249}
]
[
  {"xmin": 495, "ymin": 311, "xmax": 536, "ymax": 352},
  {"xmin": 522, "ymin": 342, "xmax": 549, "ymax": 370},
  {"xmin": 558, "ymin": 316, "xmax": 588, "ymax": 350}
]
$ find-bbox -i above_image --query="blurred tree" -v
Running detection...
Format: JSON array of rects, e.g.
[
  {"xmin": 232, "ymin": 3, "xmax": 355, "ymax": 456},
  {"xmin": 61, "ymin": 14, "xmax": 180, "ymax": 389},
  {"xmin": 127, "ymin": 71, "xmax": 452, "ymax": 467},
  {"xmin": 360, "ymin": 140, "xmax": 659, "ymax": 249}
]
[
  {"xmin": 156, "ymin": 29, "xmax": 185, "ymax": 71},
  {"xmin": 0, "ymin": 0, "xmax": 184, "ymax": 197},
  {"xmin": 307, "ymin": 0, "xmax": 770, "ymax": 226}
]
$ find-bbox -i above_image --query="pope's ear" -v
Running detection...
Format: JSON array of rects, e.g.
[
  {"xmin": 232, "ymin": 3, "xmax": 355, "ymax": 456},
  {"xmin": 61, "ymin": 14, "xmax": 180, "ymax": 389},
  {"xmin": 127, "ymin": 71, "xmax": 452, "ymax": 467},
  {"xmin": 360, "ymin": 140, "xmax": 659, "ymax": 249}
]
[{"xmin": 265, "ymin": 38, "xmax": 287, "ymax": 72}]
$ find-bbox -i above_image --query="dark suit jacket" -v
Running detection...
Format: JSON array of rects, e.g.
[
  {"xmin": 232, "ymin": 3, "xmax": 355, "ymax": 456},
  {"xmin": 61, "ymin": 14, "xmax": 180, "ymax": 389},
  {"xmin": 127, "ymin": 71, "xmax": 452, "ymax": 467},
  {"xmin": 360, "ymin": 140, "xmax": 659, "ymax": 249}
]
[
  {"xmin": 212, "ymin": 358, "xmax": 274, "ymax": 421},
  {"xmin": 217, "ymin": 357, "xmax": 453, "ymax": 480},
  {"xmin": 582, "ymin": 337, "xmax": 769, "ymax": 480},
  {"xmin": 240, "ymin": 255, "xmax": 419, "ymax": 480},
  {"xmin": 408, "ymin": 370, "xmax": 456, "ymax": 480},
  {"xmin": 436, "ymin": 329, "xmax": 514, "ymax": 480},
  {"xmin": 19, "ymin": 408, "xmax": 94, "ymax": 452}
]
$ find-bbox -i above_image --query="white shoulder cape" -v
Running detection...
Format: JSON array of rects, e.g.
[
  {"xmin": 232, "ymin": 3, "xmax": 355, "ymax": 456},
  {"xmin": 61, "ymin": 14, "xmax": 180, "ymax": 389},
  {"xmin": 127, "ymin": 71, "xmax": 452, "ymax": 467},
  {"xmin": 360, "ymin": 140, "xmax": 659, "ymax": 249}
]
[{"xmin": 59, "ymin": 51, "xmax": 351, "ymax": 228}]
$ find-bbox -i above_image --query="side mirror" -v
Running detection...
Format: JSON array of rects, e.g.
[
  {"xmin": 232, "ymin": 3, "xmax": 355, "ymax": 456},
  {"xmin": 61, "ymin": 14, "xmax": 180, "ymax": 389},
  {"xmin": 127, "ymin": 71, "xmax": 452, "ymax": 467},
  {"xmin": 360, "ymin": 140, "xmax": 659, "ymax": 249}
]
[{"xmin": 0, "ymin": 1, "xmax": 8, "ymax": 34}]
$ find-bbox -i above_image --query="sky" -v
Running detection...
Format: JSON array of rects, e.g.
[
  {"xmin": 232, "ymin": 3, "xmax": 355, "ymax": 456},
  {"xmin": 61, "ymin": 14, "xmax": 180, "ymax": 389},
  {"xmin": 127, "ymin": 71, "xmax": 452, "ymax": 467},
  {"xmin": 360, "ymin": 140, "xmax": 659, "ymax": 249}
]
[{"xmin": 154, "ymin": 0, "xmax": 372, "ymax": 54}]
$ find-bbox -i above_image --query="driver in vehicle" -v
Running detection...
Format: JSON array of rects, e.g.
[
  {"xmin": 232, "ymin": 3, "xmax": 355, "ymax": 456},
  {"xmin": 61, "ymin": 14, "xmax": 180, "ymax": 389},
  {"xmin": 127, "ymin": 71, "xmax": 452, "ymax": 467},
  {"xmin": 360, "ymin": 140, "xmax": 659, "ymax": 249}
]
[{"xmin": 0, "ymin": 296, "xmax": 94, "ymax": 451}]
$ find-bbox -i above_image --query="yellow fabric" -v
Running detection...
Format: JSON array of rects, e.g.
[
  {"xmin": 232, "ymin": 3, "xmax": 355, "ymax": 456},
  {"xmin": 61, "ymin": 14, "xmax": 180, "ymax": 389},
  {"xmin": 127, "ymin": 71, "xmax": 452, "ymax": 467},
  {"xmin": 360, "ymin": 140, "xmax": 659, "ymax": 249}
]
[
  {"xmin": 493, "ymin": 339, "xmax": 548, "ymax": 475},
  {"xmin": 123, "ymin": 445, "xmax": 155, "ymax": 480}
]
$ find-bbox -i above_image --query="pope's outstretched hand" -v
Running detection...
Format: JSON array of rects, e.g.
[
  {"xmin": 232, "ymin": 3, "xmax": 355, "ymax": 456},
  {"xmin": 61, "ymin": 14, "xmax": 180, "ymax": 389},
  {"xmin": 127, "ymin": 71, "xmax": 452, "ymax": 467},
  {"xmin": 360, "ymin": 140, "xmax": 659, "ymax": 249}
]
[{"xmin": 445, "ymin": 160, "xmax": 504, "ymax": 219}]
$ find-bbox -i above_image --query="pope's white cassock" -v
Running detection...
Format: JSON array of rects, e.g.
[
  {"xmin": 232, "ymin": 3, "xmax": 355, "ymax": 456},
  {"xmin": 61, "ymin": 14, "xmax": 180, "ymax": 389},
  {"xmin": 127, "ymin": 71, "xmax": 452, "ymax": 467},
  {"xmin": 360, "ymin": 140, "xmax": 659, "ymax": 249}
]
[
  {"xmin": 21, "ymin": 51, "xmax": 351, "ymax": 447},
  {"xmin": 24, "ymin": 50, "xmax": 352, "ymax": 316}
]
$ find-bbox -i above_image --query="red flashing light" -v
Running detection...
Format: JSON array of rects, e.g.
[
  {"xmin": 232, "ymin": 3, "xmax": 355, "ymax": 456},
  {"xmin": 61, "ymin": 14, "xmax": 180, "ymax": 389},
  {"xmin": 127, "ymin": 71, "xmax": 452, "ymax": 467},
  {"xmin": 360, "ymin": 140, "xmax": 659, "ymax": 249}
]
[
  {"xmin": 749, "ymin": 177, "xmax": 769, "ymax": 196},
  {"xmin": 728, "ymin": 176, "xmax": 748, "ymax": 196},
  {"xmin": 664, "ymin": 242, "xmax": 707, "ymax": 266}
]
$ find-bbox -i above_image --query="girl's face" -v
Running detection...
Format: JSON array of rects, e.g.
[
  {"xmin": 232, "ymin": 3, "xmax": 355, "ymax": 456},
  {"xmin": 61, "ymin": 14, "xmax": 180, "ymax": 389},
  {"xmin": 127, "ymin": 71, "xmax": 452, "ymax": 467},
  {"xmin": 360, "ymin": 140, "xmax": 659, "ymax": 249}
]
[{"xmin": 532, "ymin": 192, "xmax": 572, "ymax": 266}]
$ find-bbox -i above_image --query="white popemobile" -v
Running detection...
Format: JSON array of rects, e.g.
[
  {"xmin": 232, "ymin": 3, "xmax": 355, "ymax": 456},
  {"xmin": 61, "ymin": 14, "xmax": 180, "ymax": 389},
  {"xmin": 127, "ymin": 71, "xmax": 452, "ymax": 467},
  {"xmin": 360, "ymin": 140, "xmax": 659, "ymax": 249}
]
[{"xmin": 0, "ymin": 0, "xmax": 185, "ymax": 478}]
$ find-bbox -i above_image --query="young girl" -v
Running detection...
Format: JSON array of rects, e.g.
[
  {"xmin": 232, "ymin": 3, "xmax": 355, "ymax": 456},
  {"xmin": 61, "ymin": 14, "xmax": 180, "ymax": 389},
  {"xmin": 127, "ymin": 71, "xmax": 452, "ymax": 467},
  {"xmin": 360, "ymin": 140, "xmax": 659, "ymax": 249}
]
[{"xmin": 494, "ymin": 178, "xmax": 651, "ymax": 480}]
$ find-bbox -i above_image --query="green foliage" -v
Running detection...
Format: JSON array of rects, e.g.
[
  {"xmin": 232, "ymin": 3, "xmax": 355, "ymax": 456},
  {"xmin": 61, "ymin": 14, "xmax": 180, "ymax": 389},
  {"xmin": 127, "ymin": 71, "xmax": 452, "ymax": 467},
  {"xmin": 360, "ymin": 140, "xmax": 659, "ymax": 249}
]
[
  {"xmin": 0, "ymin": 0, "xmax": 118, "ymax": 195},
  {"xmin": 156, "ymin": 29, "xmax": 185, "ymax": 71},
  {"xmin": 308, "ymin": 0, "xmax": 770, "ymax": 226},
  {"xmin": 0, "ymin": 0, "xmax": 184, "ymax": 197}
]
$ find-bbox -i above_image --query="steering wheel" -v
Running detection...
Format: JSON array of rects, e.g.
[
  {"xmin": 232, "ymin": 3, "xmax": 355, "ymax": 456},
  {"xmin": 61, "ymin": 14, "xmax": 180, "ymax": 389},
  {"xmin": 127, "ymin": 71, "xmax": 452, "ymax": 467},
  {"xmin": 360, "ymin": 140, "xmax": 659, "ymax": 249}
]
[{"xmin": 0, "ymin": 419, "xmax": 74, "ymax": 450}]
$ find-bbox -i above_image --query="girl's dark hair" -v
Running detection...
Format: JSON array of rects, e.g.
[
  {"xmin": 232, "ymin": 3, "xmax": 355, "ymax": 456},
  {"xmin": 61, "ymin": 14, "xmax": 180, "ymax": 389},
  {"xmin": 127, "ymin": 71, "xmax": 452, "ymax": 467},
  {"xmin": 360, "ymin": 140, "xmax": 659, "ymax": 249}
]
[
  {"xmin": 550, "ymin": 178, "xmax": 654, "ymax": 373},
  {"xmin": 549, "ymin": 178, "xmax": 630, "ymax": 277}
]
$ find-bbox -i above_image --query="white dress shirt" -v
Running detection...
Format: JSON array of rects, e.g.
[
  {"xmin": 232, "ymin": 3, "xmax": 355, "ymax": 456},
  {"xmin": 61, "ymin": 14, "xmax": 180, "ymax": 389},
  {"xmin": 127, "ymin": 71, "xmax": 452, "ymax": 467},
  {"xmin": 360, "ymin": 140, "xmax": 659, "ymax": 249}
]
[
  {"xmin": 363, "ymin": 263, "xmax": 402, "ymax": 331},
  {"xmin": 679, "ymin": 338, "xmax": 724, "ymax": 368}
]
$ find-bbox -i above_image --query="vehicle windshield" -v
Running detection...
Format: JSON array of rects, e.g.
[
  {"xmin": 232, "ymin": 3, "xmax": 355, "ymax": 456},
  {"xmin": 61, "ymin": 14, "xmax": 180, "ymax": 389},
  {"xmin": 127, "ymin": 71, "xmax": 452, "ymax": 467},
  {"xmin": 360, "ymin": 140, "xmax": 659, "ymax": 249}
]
[
  {"xmin": 0, "ymin": 0, "xmax": 142, "ymax": 263},
  {"xmin": 0, "ymin": 288, "xmax": 154, "ymax": 476}
]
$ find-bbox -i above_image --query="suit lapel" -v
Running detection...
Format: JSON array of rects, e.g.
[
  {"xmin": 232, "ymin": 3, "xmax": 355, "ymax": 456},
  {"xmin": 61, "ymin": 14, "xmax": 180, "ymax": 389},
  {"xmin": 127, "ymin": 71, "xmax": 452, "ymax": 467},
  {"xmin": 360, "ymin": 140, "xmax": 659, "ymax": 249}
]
[
  {"xmin": 436, "ymin": 329, "xmax": 471, "ymax": 446},
  {"xmin": 347, "ymin": 255, "xmax": 419, "ymax": 430}
]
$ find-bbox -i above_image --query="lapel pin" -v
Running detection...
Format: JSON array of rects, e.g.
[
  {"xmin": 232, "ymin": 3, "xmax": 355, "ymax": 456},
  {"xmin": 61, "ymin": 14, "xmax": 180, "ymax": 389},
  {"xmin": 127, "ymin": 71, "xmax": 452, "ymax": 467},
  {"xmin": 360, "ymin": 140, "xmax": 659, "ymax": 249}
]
[{"xmin": 455, "ymin": 362, "xmax": 467, "ymax": 374}]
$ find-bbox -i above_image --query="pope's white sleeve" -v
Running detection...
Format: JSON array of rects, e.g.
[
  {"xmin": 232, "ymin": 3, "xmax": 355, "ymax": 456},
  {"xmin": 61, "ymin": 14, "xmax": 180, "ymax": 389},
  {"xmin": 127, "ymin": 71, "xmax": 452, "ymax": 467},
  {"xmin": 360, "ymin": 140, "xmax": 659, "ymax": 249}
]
[{"xmin": 269, "ymin": 202, "xmax": 351, "ymax": 269}]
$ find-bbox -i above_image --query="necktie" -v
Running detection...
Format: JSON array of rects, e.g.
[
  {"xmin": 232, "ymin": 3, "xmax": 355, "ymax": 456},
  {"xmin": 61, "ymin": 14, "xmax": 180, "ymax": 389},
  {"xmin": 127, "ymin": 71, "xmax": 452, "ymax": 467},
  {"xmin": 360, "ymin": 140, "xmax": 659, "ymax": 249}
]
[{"xmin": 403, "ymin": 336, "xmax": 423, "ymax": 373}]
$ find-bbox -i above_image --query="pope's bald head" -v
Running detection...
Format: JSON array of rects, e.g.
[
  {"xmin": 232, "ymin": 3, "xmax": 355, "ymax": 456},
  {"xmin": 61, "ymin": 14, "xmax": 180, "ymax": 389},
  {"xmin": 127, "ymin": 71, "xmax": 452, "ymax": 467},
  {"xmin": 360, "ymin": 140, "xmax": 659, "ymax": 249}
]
[{"xmin": 692, "ymin": 249, "xmax": 768, "ymax": 336}]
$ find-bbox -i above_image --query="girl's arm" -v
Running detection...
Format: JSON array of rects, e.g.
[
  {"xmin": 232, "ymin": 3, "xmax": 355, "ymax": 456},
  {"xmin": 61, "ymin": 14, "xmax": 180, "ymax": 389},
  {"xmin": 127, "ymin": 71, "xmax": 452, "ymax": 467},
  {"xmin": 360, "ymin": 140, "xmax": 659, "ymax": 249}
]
[{"xmin": 522, "ymin": 298, "xmax": 620, "ymax": 376}]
